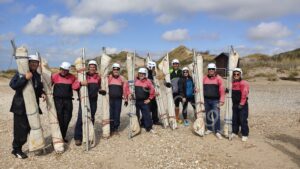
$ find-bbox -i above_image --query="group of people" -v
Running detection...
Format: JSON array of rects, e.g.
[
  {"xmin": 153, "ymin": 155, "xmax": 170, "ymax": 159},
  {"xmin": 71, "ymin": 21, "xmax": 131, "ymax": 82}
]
[
  {"xmin": 169, "ymin": 59, "xmax": 249, "ymax": 141},
  {"xmin": 9, "ymin": 54, "xmax": 249, "ymax": 159}
]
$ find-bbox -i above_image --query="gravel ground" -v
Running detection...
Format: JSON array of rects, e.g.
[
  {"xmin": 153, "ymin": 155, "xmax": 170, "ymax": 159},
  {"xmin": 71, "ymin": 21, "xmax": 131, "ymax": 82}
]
[{"xmin": 0, "ymin": 78, "xmax": 299, "ymax": 169}]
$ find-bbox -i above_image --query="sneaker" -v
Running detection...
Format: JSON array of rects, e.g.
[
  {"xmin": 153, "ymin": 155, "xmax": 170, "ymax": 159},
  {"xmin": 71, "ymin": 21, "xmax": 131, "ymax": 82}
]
[
  {"xmin": 204, "ymin": 130, "xmax": 213, "ymax": 135},
  {"xmin": 75, "ymin": 140, "xmax": 82, "ymax": 146},
  {"xmin": 242, "ymin": 136, "xmax": 248, "ymax": 142},
  {"xmin": 183, "ymin": 120, "xmax": 189, "ymax": 126},
  {"xmin": 12, "ymin": 150, "xmax": 28, "ymax": 159},
  {"xmin": 177, "ymin": 119, "xmax": 183, "ymax": 124},
  {"xmin": 216, "ymin": 133, "xmax": 223, "ymax": 139},
  {"xmin": 230, "ymin": 133, "xmax": 237, "ymax": 139}
]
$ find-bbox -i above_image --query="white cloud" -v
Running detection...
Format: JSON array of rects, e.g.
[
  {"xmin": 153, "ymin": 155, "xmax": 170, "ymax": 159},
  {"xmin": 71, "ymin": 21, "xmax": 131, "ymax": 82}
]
[
  {"xmin": 162, "ymin": 29, "xmax": 190, "ymax": 42},
  {"xmin": 62, "ymin": 0, "xmax": 79, "ymax": 8},
  {"xmin": 23, "ymin": 14, "xmax": 57, "ymax": 35},
  {"xmin": 54, "ymin": 17, "xmax": 97, "ymax": 35},
  {"xmin": 23, "ymin": 14, "xmax": 98, "ymax": 35},
  {"xmin": 248, "ymin": 22, "xmax": 291, "ymax": 40},
  {"xmin": 68, "ymin": 0, "xmax": 300, "ymax": 23},
  {"xmin": 98, "ymin": 20, "xmax": 126, "ymax": 35}
]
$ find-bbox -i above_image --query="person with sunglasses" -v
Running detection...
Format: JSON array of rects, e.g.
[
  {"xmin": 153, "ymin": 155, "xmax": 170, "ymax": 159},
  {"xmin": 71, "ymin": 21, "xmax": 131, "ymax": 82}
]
[
  {"xmin": 231, "ymin": 68, "xmax": 250, "ymax": 142},
  {"xmin": 178, "ymin": 67, "xmax": 196, "ymax": 126},
  {"xmin": 203, "ymin": 63, "xmax": 225, "ymax": 139},
  {"xmin": 107, "ymin": 63, "xmax": 130, "ymax": 136}
]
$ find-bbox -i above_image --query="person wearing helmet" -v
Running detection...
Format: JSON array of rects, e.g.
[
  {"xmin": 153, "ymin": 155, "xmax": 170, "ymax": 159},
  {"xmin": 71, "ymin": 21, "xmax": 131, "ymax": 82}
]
[
  {"xmin": 145, "ymin": 61, "xmax": 160, "ymax": 125},
  {"xmin": 52, "ymin": 61, "xmax": 80, "ymax": 143},
  {"xmin": 10, "ymin": 53, "xmax": 46, "ymax": 159},
  {"xmin": 74, "ymin": 60, "xmax": 104, "ymax": 146},
  {"xmin": 203, "ymin": 63, "xmax": 225, "ymax": 139},
  {"xmin": 170, "ymin": 59, "xmax": 183, "ymax": 124},
  {"xmin": 178, "ymin": 67, "xmax": 196, "ymax": 126},
  {"xmin": 108, "ymin": 63, "xmax": 130, "ymax": 136},
  {"xmin": 231, "ymin": 68, "xmax": 250, "ymax": 142},
  {"xmin": 134, "ymin": 67, "xmax": 155, "ymax": 133}
]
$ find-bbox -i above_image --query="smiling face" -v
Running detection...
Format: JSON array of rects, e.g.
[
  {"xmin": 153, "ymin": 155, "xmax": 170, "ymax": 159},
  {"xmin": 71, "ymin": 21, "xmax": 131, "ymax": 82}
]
[
  {"xmin": 60, "ymin": 69, "xmax": 69, "ymax": 76},
  {"xmin": 29, "ymin": 60, "xmax": 39, "ymax": 72},
  {"xmin": 183, "ymin": 70, "xmax": 189, "ymax": 77},
  {"xmin": 112, "ymin": 68, "xmax": 120, "ymax": 76},
  {"xmin": 233, "ymin": 71, "xmax": 241, "ymax": 80},
  {"xmin": 138, "ymin": 73, "xmax": 146, "ymax": 79},
  {"xmin": 88, "ymin": 64, "xmax": 97, "ymax": 74},
  {"xmin": 208, "ymin": 68, "xmax": 216, "ymax": 76},
  {"xmin": 172, "ymin": 63, "xmax": 179, "ymax": 70}
]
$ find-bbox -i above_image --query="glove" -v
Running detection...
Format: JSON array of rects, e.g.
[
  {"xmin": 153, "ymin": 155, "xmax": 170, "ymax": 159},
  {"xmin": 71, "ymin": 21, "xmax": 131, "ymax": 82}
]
[
  {"xmin": 124, "ymin": 101, "xmax": 128, "ymax": 107},
  {"xmin": 164, "ymin": 82, "xmax": 172, "ymax": 88},
  {"xmin": 225, "ymin": 88, "xmax": 229, "ymax": 93},
  {"xmin": 238, "ymin": 104, "xmax": 244, "ymax": 110},
  {"xmin": 98, "ymin": 90, "xmax": 107, "ymax": 95}
]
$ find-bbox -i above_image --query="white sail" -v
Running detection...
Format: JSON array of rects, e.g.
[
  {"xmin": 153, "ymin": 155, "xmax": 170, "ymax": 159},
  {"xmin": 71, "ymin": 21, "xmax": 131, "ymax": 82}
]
[
  {"xmin": 40, "ymin": 57, "xmax": 64, "ymax": 153},
  {"xmin": 126, "ymin": 52, "xmax": 141, "ymax": 138},
  {"xmin": 158, "ymin": 53, "xmax": 177, "ymax": 130}
]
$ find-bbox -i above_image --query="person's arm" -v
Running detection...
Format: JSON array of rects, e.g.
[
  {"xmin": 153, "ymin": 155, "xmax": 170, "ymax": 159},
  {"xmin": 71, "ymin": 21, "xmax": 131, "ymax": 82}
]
[
  {"xmin": 148, "ymin": 80, "xmax": 155, "ymax": 100},
  {"xmin": 240, "ymin": 81, "xmax": 249, "ymax": 106},
  {"xmin": 123, "ymin": 79, "xmax": 130, "ymax": 100},
  {"xmin": 9, "ymin": 72, "xmax": 28, "ymax": 90},
  {"xmin": 72, "ymin": 76, "xmax": 81, "ymax": 90}
]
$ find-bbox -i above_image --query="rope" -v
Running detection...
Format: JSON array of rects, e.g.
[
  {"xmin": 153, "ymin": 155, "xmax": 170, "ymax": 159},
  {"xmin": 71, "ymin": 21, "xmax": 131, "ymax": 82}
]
[{"xmin": 101, "ymin": 119, "xmax": 111, "ymax": 125}]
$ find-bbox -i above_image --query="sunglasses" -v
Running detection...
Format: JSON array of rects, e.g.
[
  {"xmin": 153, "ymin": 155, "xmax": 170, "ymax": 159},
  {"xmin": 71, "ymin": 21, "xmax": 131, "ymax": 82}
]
[
  {"xmin": 233, "ymin": 73, "xmax": 240, "ymax": 76},
  {"xmin": 113, "ymin": 69, "xmax": 120, "ymax": 71},
  {"xmin": 183, "ymin": 71, "xmax": 188, "ymax": 73},
  {"xmin": 208, "ymin": 68, "xmax": 215, "ymax": 70}
]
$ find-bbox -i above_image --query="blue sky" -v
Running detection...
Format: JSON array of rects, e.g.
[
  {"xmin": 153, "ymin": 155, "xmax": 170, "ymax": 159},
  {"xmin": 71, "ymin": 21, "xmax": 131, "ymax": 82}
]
[{"xmin": 0, "ymin": 0, "xmax": 299, "ymax": 70}]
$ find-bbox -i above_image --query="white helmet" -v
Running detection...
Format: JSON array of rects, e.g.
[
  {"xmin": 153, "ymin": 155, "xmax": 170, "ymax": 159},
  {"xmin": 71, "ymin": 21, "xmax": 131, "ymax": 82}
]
[
  {"xmin": 60, "ymin": 62, "xmax": 71, "ymax": 70},
  {"xmin": 147, "ymin": 61, "xmax": 156, "ymax": 69},
  {"xmin": 28, "ymin": 54, "xmax": 39, "ymax": 61},
  {"xmin": 138, "ymin": 67, "xmax": 148, "ymax": 74},
  {"xmin": 172, "ymin": 59, "xmax": 180, "ymax": 64},
  {"xmin": 207, "ymin": 63, "xmax": 216, "ymax": 69},
  {"xmin": 182, "ymin": 67, "xmax": 189, "ymax": 71},
  {"xmin": 112, "ymin": 63, "xmax": 120, "ymax": 69},
  {"xmin": 88, "ymin": 60, "xmax": 97, "ymax": 66},
  {"xmin": 233, "ymin": 68, "xmax": 243, "ymax": 78}
]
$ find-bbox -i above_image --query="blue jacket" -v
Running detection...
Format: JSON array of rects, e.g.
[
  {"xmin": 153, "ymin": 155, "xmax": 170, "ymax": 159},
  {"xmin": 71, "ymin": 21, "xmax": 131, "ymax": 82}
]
[
  {"xmin": 9, "ymin": 71, "xmax": 43, "ymax": 115},
  {"xmin": 178, "ymin": 76, "xmax": 195, "ymax": 99}
]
